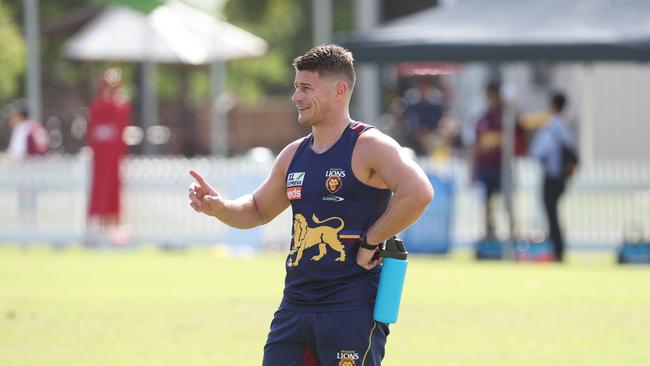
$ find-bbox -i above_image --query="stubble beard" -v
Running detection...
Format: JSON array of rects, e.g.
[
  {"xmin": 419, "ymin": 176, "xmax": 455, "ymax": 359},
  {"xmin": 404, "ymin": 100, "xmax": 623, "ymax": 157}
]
[{"xmin": 297, "ymin": 108, "xmax": 321, "ymax": 127}]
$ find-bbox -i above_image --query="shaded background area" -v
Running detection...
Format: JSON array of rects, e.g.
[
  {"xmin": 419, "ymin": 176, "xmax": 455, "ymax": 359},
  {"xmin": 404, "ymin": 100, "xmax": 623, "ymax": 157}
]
[{"xmin": 0, "ymin": 0, "xmax": 649, "ymax": 251}]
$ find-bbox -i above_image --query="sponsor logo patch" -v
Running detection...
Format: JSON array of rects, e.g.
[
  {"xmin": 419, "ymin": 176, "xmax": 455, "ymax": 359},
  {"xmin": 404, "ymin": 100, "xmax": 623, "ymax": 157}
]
[
  {"xmin": 287, "ymin": 172, "xmax": 306, "ymax": 187},
  {"xmin": 287, "ymin": 187, "xmax": 302, "ymax": 200},
  {"xmin": 322, "ymin": 195, "xmax": 344, "ymax": 202}
]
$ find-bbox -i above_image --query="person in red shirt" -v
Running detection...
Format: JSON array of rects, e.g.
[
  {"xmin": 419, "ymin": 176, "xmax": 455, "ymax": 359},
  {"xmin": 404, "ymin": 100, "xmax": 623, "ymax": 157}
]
[{"xmin": 86, "ymin": 68, "xmax": 131, "ymax": 245}]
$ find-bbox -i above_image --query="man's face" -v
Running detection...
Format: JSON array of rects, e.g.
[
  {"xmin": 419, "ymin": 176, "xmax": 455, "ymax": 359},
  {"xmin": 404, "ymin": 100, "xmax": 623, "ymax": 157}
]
[
  {"xmin": 486, "ymin": 90, "xmax": 501, "ymax": 111},
  {"xmin": 8, "ymin": 113, "xmax": 23, "ymax": 128},
  {"xmin": 291, "ymin": 70, "xmax": 337, "ymax": 126}
]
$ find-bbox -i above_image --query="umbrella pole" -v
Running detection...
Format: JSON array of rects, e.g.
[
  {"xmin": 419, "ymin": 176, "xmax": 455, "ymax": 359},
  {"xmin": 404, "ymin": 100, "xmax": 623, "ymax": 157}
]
[
  {"xmin": 24, "ymin": 0, "xmax": 41, "ymax": 123},
  {"xmin": 502, "ymin": 99, "xmax": 517, "ymax": 241},
  {"xmin": 354, "ymin": 0, "xmax": 381, "ymax": 124},
  {"xmin": 579, "ymin": 64, "xmax": 594, "ymax": 168},
  {"xmin": 312, "ymin": 0, "xmax": 332, "ymax": 45},
  {"xmin": 142, "ymin": 61, "xmax": 158, "ymax": 155},
  {"xmin": 501, "ymin": 67, "xmax": 518, "ymax": 253},
  {"xmin": 210, "ymin": 61, "xmax": 228, "ymax": 156}
]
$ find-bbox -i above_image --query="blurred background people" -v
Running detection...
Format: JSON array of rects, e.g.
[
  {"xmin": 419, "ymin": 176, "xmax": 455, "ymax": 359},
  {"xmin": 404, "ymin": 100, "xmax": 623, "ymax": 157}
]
[
  {"xmin": 402, "ymin": 77, "xmax": 445, "ymax": 156},
  {"xmin": 86, "ymin": 68, "xmax": 131, "ymax": 246},
  {"xmin": 4, "ymin": 100, "xmax": 49, "ymax": 234},
  {"xmin": 529, "ymin": 92, "xmax": 576, "ymax": 262},
  {"xmin": 5, "ymin": 99, "xmax": 49, "ymax": 160},
  {"xmin": 471, "ymin": 81, "xmax": 503, "ymax": 239}
]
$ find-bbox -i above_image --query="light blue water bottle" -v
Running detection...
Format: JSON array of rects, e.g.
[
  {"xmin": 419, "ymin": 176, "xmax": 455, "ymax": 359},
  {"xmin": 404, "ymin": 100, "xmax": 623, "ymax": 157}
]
[{"xmin": 374, "ymin": 237, "xmax": 408, "ymax": 324}]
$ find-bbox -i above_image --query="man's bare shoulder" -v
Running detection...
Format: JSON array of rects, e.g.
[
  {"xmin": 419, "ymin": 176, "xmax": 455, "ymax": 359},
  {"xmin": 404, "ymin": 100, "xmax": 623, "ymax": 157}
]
[
  {"xmin": 352, "ymin": 125, "xmax": 429, "ymax": 191},
  {"xmin": 355, "ymin": 127, "xmax": 402, "ymax": 157},
  {"xmin": 279, "ymin": 137, "xmax": 306, "ymax": 159},
  {"xmin": 274, "ymin": 136, "xmax": 308, "ymax": 171}
]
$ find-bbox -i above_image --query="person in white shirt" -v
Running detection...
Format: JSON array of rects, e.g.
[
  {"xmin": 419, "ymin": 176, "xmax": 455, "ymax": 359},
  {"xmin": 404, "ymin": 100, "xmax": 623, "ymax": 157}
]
[
  {"xmin": 6, "ymin": 100, "xmax": 48, "ymax": 160},
  {"xmin": 4, "ymin": 100, "xmax": 49, "ymax": 235}
]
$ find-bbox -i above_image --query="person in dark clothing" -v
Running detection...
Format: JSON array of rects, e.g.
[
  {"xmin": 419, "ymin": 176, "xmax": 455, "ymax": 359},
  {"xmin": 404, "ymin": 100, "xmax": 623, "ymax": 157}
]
[
  {"xmin": 402, "ymin": 78, "xmax": 445, "ymax": 155},
  {"xmin": 529, "ymin": 92, "xmax": 576, "ymax": 262},
  {"xmin": 188, "ymin": 44, "xmax": 433, "ymax": 365}
]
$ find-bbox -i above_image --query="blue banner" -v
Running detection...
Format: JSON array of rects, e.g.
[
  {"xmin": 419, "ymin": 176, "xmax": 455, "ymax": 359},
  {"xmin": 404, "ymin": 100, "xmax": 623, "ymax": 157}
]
[{"xmin": 401, "ymin": 173, "xmax": 453, "ymax": 254}]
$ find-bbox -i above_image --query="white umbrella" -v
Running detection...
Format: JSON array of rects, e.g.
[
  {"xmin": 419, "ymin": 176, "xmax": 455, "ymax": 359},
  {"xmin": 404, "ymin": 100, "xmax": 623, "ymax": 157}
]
[
  {"xmin": 64, "ymin": 0, "xmax": 267, "ymax": 155},
  {"xmin": 64, "ymin": 0, "xmax": 267, "ymax": 64}
]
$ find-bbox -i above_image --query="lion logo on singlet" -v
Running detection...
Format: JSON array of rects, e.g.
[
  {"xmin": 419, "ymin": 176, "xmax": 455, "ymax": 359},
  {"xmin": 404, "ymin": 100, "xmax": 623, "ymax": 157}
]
[
  {"xmin": 339, "ymin": 358, "xmax": 356, "ymax": 366},
  {"xmin": 326, "ymin": 175, "xmax": 342, "ymax": 193},
  {"xmin": 288, "ymin": 213, "xmax": 345, "ymax": 267}
]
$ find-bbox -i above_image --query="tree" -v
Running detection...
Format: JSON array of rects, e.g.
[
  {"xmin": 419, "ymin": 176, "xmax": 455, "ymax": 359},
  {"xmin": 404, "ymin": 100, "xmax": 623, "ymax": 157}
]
[
  {"xmin": 223, "ymin": 0, "xmax": 311, "ymax": 102},
  {"xmin": 0, "ymin": 2, "xmax": 25, "ymax": 104}
]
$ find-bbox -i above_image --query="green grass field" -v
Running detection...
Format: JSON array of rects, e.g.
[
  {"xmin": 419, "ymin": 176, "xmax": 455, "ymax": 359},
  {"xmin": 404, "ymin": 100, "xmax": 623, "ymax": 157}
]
[{"xmin": 1, "ymin": 246, "xmax": 649, "ymax": 366}]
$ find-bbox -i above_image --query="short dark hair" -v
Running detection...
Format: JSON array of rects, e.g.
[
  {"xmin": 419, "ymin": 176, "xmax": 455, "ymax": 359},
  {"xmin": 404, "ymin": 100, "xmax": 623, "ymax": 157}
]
[
  {"xmin": 5, "ymin": 99, "xmax": 29, "ymax": 119},
  {"xmin": 293, "ymin": 44, "xmax": 356, "ymax": 91},
  {"xmin": 486, "ymin": 81, "xmax": 501, "ymax": 97},
  {"xmin": 551, "ymin": 92, "xmax": 567, "ymax": 112}
]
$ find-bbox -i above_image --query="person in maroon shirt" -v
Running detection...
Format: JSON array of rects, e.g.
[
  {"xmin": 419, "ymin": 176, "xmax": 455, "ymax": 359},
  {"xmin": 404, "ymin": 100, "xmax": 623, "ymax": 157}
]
[
  {"xmin": 86, "ymin": 68, "xmax": 131, "ymax": 245},
  {"xmin": 471, "ymin": 81, "xmax": 504, "ymax": 239}
]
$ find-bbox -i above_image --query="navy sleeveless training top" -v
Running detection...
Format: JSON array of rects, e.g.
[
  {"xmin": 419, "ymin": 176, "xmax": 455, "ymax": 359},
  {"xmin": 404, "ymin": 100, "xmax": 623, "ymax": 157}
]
[{"xmin": 280, "ymin": 121, "xmax": 392, "ymax": 312}]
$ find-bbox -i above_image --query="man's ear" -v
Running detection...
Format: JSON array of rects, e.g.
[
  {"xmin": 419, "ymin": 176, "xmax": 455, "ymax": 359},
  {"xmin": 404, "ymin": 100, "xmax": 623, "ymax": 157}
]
[{"xmin": 335, "ymin": 80, "xmax": 349, "ymax": 99}]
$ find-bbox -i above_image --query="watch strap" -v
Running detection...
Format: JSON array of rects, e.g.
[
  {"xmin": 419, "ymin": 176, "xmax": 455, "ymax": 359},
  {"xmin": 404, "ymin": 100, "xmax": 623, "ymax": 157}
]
[{"xmin": 359, "ymin": 234, "xmax": 382, "ymax": 250}]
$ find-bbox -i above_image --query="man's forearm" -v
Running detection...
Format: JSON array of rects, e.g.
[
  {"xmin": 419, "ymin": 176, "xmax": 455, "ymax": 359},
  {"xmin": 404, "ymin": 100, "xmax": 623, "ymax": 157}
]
[
  {"xmin": 211, "ymin": 194, "xmax": 265, "ymax": 229},
  {"xmin": 364, "ymin": 184, "xmax": 433, "ymax": 244}
]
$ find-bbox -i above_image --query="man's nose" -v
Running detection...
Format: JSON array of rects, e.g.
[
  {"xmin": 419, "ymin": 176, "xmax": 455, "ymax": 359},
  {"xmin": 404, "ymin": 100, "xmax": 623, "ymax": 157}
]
[{"xmin": 291, "ymin": 89, "xmax": 302, "ymax": 104}]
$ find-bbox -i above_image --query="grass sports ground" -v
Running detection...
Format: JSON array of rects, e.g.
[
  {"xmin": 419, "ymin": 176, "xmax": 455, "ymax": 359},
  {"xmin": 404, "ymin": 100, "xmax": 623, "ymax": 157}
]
[{"xmin": 1, "ymin": 246, "xmax": 649, "ymax": 365}]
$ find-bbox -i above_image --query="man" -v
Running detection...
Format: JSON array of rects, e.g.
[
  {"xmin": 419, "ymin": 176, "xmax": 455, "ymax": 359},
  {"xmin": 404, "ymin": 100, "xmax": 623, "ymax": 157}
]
[
  {"xmin": 5, "ymin": 100, "xmax": 48, "ymax": 160},
  {"xmin": 188, "ymin": 44, "xmax": 433, "ymax": 365},
  {"xmin": 471, "ymin": 81, "xmax": 503, "ymax": 239},
  {"xmin": 529, "ymin": 92, "xmax": 576, "ymax": 262}
]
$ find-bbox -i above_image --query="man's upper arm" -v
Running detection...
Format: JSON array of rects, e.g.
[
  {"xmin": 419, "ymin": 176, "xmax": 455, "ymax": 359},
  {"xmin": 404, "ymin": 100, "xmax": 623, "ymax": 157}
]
[{"xmin": 251, "ymin": 139, "xmax": 301, "ymax": 224}]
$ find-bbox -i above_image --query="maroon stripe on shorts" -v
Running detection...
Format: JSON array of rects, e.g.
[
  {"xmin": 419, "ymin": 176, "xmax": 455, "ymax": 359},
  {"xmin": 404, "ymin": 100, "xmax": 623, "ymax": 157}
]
[{"xmin": 303, "ymin": 346, "xmax": 320, "ymax": 366}]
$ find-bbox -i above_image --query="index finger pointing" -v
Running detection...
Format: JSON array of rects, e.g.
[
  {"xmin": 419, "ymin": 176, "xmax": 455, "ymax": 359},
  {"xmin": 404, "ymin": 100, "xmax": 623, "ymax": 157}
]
[{"xmin": 189, "ymin": 169, "xmax": 208, "ymax": 187}]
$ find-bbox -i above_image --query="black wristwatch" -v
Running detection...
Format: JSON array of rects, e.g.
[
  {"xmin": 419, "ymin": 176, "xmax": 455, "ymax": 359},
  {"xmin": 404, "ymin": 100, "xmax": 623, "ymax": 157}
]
[{"xmin": 359, "ymin": 234, "xmax": 382, "ymax": 250}]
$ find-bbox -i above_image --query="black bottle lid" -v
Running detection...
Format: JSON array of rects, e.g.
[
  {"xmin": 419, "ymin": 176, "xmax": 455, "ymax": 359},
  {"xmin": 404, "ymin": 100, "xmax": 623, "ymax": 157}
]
[{"xmin": 378, "ymin": 237, "xmax": 408, "ymax": 260}]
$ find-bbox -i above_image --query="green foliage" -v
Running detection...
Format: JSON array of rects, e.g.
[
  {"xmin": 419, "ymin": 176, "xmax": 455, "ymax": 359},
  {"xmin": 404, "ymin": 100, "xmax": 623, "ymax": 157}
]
[
  {"xmin": 156, "ymin": 65, "xmax": 182, "ymax": 102},
  {"xmin": 332, "ymin": 0, "xmax": 354, "ymax": 32},
  {"xmin": 0, "ymin": 3, "xmax": 25, "ymax": 104},
  {"xmin": 223, "ymin": 0, "xmax": 311, "ymax": 103},
  {"xmin": 155, "ymin": 65, "xmax": 209, "ymax": 104},
  {"xmin": 188, "ymin": 67, "xmax": 210, "ymax": 102},
  {"xmin": 93, "ymin": 0, "xmax": 165, "ymax": 13}
]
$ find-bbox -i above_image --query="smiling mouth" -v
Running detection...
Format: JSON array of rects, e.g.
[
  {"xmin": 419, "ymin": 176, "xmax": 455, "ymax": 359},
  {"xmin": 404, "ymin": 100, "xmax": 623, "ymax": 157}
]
[{"xmin": 297, "ymin": 106, "xmax": 309, "ymax": 112}]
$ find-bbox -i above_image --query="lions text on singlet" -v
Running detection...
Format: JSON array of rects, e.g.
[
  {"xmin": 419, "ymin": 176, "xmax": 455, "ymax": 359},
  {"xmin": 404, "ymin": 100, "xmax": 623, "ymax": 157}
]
[{"xmin": 281, "ymin": 122, "xmax": 391, "ymax": 312}]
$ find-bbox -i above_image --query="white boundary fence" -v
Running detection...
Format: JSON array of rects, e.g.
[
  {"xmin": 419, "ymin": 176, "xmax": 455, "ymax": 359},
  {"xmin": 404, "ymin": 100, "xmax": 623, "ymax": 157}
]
[{"xmin": 1, "ymin": 153, "xmax": 649, "ymax": 251}]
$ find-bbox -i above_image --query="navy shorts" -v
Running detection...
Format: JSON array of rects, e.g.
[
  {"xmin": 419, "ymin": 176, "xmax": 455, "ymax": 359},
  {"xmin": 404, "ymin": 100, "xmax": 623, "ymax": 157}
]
[
  {"xmin": 263, "ymin": 308, "xmax": 389, "ymax": 366},
  {"xmin": 475, "ymin": 166, "xmax": 501, "ymax": 200}
]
